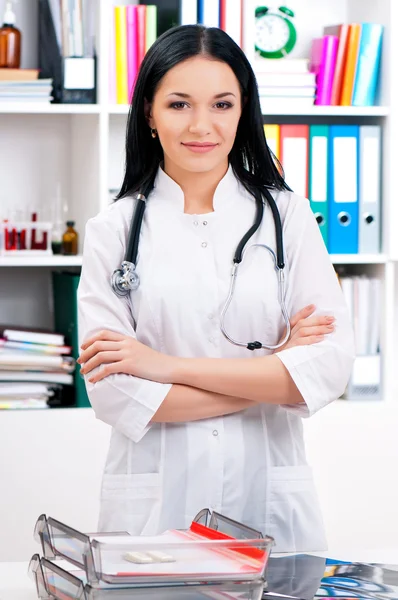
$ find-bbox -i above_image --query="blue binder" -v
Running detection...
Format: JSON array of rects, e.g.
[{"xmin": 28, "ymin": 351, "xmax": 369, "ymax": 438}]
[{"xmin": 328, "ymin": 125, "xmax": 359, "ymax": 254}]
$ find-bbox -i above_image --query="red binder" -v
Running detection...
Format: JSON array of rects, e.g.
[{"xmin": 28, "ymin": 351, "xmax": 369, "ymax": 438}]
[{"xmin": 279, "ymin": 124, "xmax": 309, "ymax": 198}]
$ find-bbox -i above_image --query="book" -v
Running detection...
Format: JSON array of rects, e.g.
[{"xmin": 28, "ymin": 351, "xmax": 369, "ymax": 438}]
[
  {"xmin": 126, "ymin": 5, "xmax": 138, "ymax": 103},
  {"xmin": 0, "ymin": 68, "xmax": 39, "ymax": 81},
  {"xmin": 309, "ymin": 35, "xmax": 339, "ymax": 105},
  {"xmin": 114, "ymin": 5, "xmax": 128, "ymax": 104},
  {"xmin": 0, "ymin": 326, "xmax": 65, "ymax": 347},
  {"xmin": 323, "ymin": 24, "xmax": 350, "ymax": 106},
  {"xmin": 352, "ymin": 23, "xmax": 383, "ymax": 106},
  {"xmin": 340, "ymin": 23, "xmax": 361, "ymax": 105},
  {"xmin": 0, "ymin": 371, "xmax": 73, "ymax": 384}
]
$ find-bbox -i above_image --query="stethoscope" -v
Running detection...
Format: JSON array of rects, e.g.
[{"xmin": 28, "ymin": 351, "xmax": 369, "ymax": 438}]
[{"xmin": 111, "ymin": 181, "xmax": 291, "ymax": 351}]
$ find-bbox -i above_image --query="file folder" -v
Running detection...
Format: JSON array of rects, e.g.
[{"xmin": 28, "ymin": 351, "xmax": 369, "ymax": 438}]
[
  {"xmin": 39, "ymin": 0, "xmax": 96, "ymax": 103},
  {"xmin": 280, "ymin": 125, "xmax": 309, "ymax": 198},
  {"xmin": 328, "ymin": 125, "xmax": 359, "ymax": 254},
  {"xmin": 309, "ymin": 125, "xmax": 329, "ymax": 248},
  {"xmin": 359, "ymin": 125, "xmax": 381, "ymax": 254}
]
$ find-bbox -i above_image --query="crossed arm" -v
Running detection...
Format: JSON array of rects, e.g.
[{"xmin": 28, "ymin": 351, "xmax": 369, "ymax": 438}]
[{"xmin": 78, "ymin": 304, "xmax": 335, "ymax": 423}]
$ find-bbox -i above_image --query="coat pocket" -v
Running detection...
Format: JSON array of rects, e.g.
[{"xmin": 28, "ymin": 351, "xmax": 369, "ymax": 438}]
[
  {"xmin": 267, "ymin": 465, "xmax": 327, "ymax": 553},
  {"xmin": 99, "ymin": 473, "xmax": 161, "ymax": 535}
]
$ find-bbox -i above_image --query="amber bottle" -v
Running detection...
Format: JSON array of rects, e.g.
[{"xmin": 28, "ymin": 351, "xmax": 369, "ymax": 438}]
[
  {"xmin": 62, "ymin": 221, "xmax": 79, "ymax": 255},
  {"xmin": 0, "ymin": 3, "xmax": 21, "ymax": 69}
]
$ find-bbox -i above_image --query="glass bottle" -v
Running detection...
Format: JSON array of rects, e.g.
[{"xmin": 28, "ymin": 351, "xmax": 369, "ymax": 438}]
[
  {"xmin": 0, "ymin": 2, "xmax": 21, "ymax": 69},
  {"xmin": 62, "ymin": 221, "xmax": 78, "ymax": 255}
]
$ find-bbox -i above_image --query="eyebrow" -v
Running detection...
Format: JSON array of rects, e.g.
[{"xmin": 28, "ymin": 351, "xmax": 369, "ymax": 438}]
[{"xmin": 166, "ymin": 92, "xmax": 236, "ymax": 99}]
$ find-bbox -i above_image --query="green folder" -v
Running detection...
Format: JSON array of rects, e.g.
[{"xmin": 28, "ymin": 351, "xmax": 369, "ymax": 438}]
[
  {"xmin": 52, "ymin": 272, "xmax": 90, "ymax": 408},
  {"xmin": 309, "ymin": 125, "xmax": 329, "ymax": 249}
]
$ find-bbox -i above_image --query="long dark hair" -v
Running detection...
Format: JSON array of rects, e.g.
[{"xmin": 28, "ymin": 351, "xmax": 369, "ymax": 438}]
[{"xmin": 116, "ymin": 24, "xmax": 290, "ymax": 201}]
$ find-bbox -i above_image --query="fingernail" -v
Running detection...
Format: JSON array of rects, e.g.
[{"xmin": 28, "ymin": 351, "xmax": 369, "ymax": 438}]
[
  {"xmin": 326, "ymin": 317, "xmax": 335, "ymax": 323},
  {"xmin": 88, "ymin": 378, "xmax": 94, "ymax": 383},
  {"xmin": 307, "ymin": 304, "xmax": 315, "ymax": 310}
]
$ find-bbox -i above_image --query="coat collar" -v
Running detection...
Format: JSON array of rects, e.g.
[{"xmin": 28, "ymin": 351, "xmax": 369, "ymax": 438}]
[{"xmin": 151, "ymin": 163, "xmax": 242, "ymax": 214}]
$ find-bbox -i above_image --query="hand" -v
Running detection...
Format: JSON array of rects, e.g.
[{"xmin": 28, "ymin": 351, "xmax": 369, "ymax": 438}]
[
  {"xmin": 78, "ymin": 330, "xmax": 176, "ymax": 384},
  {"xmin": 275, "ymin": 304, "xmax": 335, "ymax": 353}
]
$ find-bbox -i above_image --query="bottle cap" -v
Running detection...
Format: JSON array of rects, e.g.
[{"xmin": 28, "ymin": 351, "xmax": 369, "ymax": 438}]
[
  {"xmin": 66, "ymin": 220, "xmax": 75, "ymax": 227},
  {"xmin": 3, "ymin": 2, "xmax": 16, "ymax": 26}
]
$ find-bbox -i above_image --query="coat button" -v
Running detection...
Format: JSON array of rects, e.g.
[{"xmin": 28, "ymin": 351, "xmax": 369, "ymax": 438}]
[
  {"xmin": 212, "ymin": 430, "xmax": 218, "ymax": 437},
  {"xmin": 193, "ymin": 221, "xmax": 198, "ymax": 226},
  {"xmin": 201, "ymin": 242, "xmax": 207, "ymax": 248},
  {"xmin": 203, "ymin": 221, "xmax": 208, "ymax": 226}
]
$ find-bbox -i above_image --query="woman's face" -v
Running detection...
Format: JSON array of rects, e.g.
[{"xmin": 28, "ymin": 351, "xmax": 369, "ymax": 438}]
[{"xmin": 147, "ymin": 56, "xmax": 242, "ymax": 174}]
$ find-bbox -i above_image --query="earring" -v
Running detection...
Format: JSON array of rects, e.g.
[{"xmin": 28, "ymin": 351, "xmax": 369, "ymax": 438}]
[{"xmin": 151, "ymin": 128, "xmax": 157, "ymax": 138}]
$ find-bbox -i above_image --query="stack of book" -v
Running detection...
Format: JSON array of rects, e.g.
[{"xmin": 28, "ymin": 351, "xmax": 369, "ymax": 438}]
[
  {"xmin": 256, "ymin": 59, "xmax": 316, "ymax": 112},
  {"xmin": 0, "ymin": 326, "xmax": 75, "ymax": 410},
  {"xmin": 309, "ymin": 23, "xmax": 383, "ymax": 106},
  {"xmin": 110, "ymin": 4, "xmax": 158, "ymax": 104},
  {"xmin": 0, "ymin": 68, "xmax": 53, "ymax": 103}
]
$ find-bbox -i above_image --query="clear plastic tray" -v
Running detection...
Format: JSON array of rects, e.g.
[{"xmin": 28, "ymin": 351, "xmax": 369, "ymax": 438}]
[
  {"xmin": 29, "ymin": 553, "xmax": 266, "ymax": 600},
  {"xmin": 33, "ymin": 510, "xmax": 274, "ymax": 586}
]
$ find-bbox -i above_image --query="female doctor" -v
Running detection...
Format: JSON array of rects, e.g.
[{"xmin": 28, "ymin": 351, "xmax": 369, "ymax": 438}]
[{"xmin": 78, "ymin": 24, "xmax": 354, "ymax": 552}]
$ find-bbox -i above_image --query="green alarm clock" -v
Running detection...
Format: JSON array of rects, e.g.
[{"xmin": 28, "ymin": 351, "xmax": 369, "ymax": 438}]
[{"xmin": 255, "ymin": 6, "xmax": 297, "ymax": 59}]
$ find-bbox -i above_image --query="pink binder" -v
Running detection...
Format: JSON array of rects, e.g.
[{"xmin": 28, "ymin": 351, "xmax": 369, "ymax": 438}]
[{"xmin": 309, "ymin": 35, "xmax": 339, "ymax": 105}]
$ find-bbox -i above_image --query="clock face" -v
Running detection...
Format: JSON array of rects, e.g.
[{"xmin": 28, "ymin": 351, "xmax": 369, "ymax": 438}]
[{"xmin": 256, "ymin": 14, "xmax": 291, "ymax": 52}]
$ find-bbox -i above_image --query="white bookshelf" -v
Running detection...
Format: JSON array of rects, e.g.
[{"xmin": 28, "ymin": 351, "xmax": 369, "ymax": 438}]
[
  {"xmin": 0, "ymin": 0, "xmax": 396, "ymax": 399},
  {"xmin": 1, "ymin": 0, "xmax": 398, "ymax": 564}
]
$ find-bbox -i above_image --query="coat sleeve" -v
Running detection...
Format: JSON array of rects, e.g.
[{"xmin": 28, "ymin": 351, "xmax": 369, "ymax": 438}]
[
  {"xmin": 274, "ymin": 194, "xmax": 355, "ymax": 417},
  {"xmin": 77, "ymin": 215, "xmax": 172, "ymax": 442}
]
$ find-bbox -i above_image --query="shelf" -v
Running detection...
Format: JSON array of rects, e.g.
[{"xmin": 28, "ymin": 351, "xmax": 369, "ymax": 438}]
[
  {"xmin": 330, "ymin": 254, "xmax": 388, "ymax": 264},
  {"xmin": 0, "ymin": 103, "xmax": 388, "ymax": 117},
  {"xmin": 0, "ymin": 255, "xmax": 83, "ymax": 267},
  {"xmin": 107, "ymin": 105, "xmax": 390, "ymax": 117},
  {"xmin": 260, "ymin": 106, "xmax": 390, "ymax": 117},
  {"xmin": 0, "ymin": 103, "xmax": 101, "ymax": 115}
]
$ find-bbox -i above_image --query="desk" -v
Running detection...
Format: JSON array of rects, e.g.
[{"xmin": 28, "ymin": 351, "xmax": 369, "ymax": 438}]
[{"xmin": 1, "ymin": 550, "xmax": 397, "ymax": 600}]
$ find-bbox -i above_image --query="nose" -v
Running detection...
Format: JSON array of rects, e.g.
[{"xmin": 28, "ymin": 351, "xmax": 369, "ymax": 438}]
[{"xmin": 188, "ymin": 107, "xmax": 212, "ymax": 136}]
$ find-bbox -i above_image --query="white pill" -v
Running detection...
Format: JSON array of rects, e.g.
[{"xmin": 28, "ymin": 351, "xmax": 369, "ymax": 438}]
[
  {"xmin": 146, "ymin": 550, "xmax": 175, "ymax": 563},
  {"xmin": 124, "ymin": 551, "xmax": 154, "ymax": 564}
]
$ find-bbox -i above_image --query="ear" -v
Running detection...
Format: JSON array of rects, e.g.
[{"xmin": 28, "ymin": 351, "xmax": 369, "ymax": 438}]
[{"xmin": 144, "ymin": 98, "xmax": 155, "ymax": 129}]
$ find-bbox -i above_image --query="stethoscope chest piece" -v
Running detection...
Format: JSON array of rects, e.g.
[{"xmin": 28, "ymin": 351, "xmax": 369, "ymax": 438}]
[{"xmin": 111, "ymin": 260, "xmax": 140, "ymax": 297}]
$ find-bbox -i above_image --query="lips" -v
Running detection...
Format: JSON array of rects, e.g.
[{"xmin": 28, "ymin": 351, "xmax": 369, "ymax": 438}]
[
  {"xmin": 181, "ymin": 142, "xmax": 218, "ymax": 153},
  {"xmin": 182, "ymin": 142, "xmax": 217, "ymax": 147}
]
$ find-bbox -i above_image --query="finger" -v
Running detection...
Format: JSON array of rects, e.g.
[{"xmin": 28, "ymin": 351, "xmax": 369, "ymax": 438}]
[
  {"xmin": 78, "ymin": 341, "xmax": 121, "ymax": 364},
  {"xmin": 295, "ymin": 325, "xmax": 334, "ymax": 338},
  {"xmin": 290, "ymin": 314, "xmax": 335, "ymax": 338},
  {"xmin": 81, "ymin": 330, "xmax": 125, "ymax": 351},
  {"xmin": 88, "ymin": 362, "xmax": 120, "ymax": 384},
  {"xmin": 80, "ymin": 351, "xmax": 122, "ymax": 375},
  {"xmin": 289, "ymin": 304, "xmax": 316, "ymax": 329},
  {"xmin": 296, "ymin": 315, "xmax": 335, "ymax": 329},
  {"xmin": 295, "ymin": 335, "xmax": 325, "ymax": 346}
]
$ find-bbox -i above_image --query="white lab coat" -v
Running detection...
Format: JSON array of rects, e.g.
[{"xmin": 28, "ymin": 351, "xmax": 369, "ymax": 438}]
[{"xmin": 78, "ymin": 165, "xmax": 355, "ymax": 552}]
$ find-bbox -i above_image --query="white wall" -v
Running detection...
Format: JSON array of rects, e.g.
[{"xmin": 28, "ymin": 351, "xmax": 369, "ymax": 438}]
[{"xmin": 1, "ymin": 401, "xmax": 398, "ymax": 562}]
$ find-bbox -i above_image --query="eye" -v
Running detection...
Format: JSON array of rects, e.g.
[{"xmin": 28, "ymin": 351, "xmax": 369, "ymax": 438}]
[
  {"xmin": 214, "ymin": 101, "xmax": 233, "ymax": 110},
  {"xmin": 170, "ymin": 101, "xmax": 189, "ymax": 110}
]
